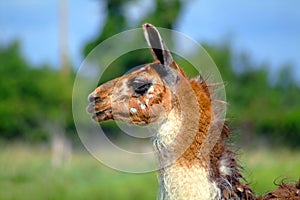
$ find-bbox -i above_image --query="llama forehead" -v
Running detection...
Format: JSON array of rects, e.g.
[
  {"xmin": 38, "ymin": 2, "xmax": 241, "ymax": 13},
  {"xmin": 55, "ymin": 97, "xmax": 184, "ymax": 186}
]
[
  {"xmin": 115, "ymin": 65, "xmax": 167, "ymax": 99},
  {"xmin": 128, "ymin": 65, "xmax": 161, "ymax": 84},
  {"xmin": 120, "ymin": 78, "xmax": 130, "ymax": 92},
  {"xmin": 112, "ymin": 77, "xmax": 131, "ymax": 98}
]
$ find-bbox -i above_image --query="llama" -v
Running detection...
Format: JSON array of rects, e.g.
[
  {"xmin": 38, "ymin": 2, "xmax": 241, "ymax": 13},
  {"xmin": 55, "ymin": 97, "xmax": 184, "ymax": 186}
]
[{"xmin": 86, "ymin": 23, "xmax": 300, "ymax": 200}]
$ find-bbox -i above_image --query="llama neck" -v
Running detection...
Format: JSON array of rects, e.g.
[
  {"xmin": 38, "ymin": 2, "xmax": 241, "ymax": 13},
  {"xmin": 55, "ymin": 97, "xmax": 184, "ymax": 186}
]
[
  {"xmin": 154, "ymin": 79, "xmax": 255, "ymax": 200},
  {"xmin": 155, "ymin": 107, "xmax": 221, "ymax": 200},
  {"xmin": 154, "ymin": 79, "xmax": 221, "ymax": 200}
]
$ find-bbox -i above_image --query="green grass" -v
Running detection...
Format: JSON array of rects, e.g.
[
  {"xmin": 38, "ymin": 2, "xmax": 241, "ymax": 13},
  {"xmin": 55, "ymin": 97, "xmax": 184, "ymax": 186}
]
[
  {"xmin": 0, "ymin": 143, "xmax": 157, "ymax": 200},
  {"xmin": 0, "ymin": 143, "xmax": 299, "ymax": 199},
  {"xmin": 241, "ymin": 148, "xmax": 300, "ymax": 195}
]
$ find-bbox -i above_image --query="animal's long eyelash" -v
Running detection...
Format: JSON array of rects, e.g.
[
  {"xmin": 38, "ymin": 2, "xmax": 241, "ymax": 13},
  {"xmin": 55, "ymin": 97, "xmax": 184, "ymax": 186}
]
[
  {"xmin": 129, "ymin": 79, "xmax": 152, "ymax": 95},
  {"xmin": 134, "ymin": 83, "xmax": 152, "ymax": 95}
]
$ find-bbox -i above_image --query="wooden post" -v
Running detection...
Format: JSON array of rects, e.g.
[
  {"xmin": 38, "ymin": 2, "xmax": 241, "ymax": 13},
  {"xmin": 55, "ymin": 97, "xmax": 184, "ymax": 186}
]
[{"xmin": 51, "ymin": 0, "xmax": 72, "ymax": 168}]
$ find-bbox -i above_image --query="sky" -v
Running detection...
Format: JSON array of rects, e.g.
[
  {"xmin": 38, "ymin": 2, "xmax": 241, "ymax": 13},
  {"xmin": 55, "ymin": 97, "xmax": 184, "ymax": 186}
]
[{"xmin": 0, "ymin": 0, "xmax": 299, "ymax": 81}]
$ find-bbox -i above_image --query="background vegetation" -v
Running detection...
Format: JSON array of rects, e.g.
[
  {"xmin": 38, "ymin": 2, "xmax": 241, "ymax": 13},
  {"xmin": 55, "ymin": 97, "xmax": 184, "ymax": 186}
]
[
  {"xmin": 0, "ymin": 143, "xmax": 299, "ymax": 200},
  {"xmin": 1, "ymin": 0, "xmax": 299, "ymax": 199}
]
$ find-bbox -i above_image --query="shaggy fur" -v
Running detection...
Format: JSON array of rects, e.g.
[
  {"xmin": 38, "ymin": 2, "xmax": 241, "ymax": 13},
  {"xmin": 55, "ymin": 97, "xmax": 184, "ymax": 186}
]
[{"xmin": 87, "ymin": 23, "xmax": 300, "ymax": 200}]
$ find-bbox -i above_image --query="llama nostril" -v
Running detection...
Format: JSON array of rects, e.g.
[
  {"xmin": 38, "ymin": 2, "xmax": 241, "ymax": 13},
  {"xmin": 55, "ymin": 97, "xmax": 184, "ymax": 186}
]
[
  {"xmin": 88, "ymin": 93, "xmax": 95, "ymax": 102},
  {"xmin": 88, "ymin": 93, "xmax": 103, "ymax": 103}
]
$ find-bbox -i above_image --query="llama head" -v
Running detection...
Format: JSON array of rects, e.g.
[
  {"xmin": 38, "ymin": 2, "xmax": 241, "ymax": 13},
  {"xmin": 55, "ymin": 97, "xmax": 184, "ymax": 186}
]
[{"xmin": 87, "ymin": 23, "xmax": 195, "ymax": 125}]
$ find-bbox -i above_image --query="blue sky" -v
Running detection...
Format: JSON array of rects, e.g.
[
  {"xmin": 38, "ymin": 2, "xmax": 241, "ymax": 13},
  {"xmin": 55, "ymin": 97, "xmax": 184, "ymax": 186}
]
[
  {"xmin": 1, "ymin": 0, "xmax": 299, "ymax": 81},
  {"xmin": 178, "ymin": 0, "xmax": 300, "ymax": 80}
]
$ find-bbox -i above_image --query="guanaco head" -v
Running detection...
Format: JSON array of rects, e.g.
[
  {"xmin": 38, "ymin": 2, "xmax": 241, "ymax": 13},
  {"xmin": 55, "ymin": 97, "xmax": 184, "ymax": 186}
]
[{"xmin": 87, "ymin": 23, "xmax": 192, "ymax": 125}]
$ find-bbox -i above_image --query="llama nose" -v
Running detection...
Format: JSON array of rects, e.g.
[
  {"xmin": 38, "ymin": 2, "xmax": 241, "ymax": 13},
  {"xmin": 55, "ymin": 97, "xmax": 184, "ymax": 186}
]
[
  {"xmin": 88, "ymin": 93, "xmax": 103, "ymax": 103},
  {"xmin": 88, "ymin": 93, "xmax": 101, "ymax": 103},
  {"xmin": 88, "ymin": 93, "xmax": 96, "ymax": 102}
]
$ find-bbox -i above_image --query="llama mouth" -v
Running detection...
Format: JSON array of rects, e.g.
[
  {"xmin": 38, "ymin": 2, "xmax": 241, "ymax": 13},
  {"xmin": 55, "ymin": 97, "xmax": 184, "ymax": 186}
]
[
  {"xmin": 86, "ymin": 102, "xmax": 94, "ymax": 114},
  {"xmin": 86, "ymin": 96, "xmax": 112, "ymax": 122},
  {"xmin": 92, "ymin": 108, "xmax": 113, "ymax": 122},
  {"xmin": 86, "ymin": 103, "xmax": 112, "ymax": 122},
  {"xmin": 86, "ymin": 93, "xmax": 107, "ymax": 115}
]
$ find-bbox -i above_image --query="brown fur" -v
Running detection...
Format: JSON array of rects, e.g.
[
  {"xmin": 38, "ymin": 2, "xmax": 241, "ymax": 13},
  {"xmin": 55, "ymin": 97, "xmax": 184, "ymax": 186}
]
[
  {"xmin": 87, "ymin": 23, "xmax": 299, "ymax": 200},
  {"xmin": 177, "ymin": 79, "xmax": 212, "ymax": 163},
  {"xmin": 257, "ymin": 180, "xmax": 300, "ymax": 200},
  {"xmin": 192, "ymin": 78, "xmax": 256, "ymax": 200}
]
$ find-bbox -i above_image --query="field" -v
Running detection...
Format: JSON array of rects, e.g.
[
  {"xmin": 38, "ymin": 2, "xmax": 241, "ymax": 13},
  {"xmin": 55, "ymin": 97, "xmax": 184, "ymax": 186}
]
[{"xmin": 0, "ymin": 143, "xmax": 299, "ymax": 200}]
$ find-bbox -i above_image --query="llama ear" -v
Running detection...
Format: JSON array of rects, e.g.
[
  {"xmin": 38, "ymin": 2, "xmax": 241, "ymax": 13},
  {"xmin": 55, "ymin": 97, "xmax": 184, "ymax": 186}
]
[
  {"xmin": 142, "ymin": 23, "xmax": 186, "ymax": 84},
  {"xmin": 143, "ymin": 23, "xmax": 173, "ymax": 67}
]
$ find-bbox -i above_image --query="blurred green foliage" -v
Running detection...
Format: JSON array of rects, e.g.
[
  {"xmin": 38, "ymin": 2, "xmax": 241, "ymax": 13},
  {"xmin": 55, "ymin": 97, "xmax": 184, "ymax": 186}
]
[
  {"xmin": 0, "ymin": 41, "xmax": 74, "ymax": 142},
  {"xmin": 204, "ymin": 42, "xmax": 300, "ymax": 148}
]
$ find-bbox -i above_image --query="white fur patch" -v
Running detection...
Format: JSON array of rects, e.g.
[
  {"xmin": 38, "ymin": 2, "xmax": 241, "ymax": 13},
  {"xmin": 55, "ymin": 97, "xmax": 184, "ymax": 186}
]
[
  {"xmin": 162, "ymin": 164, "xmax": 221, "ymax": 200},
  {"xmin": 130, "ymin": 107, "xmax": 137, "ymax": 113},
  {"xmin": 156, "ymin": 109, "xmax": 181, "ymax": 146},
  {"xmin": 146, "ymin": 86, "xmax": 155, "ymax": 102},
  {"xmin": 140, "ymin": 104, "xmax": 146, "ymax": 110},
  {"xmin": 148, "ymin": 85, "xmax": 155, "ymax": 93}
]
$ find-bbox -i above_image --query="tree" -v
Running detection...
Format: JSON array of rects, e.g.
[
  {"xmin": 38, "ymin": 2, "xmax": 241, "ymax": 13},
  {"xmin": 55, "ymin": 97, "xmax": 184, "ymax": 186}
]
[{"xmin": 0, "ymin": 41, "xmax": 74, "ymax": 143}]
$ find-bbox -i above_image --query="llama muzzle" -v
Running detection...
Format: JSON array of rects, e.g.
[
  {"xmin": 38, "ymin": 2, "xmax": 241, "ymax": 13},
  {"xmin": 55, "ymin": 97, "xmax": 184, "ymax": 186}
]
[{"xmin": 86, "ymin": 82, "xmax": 114, "ymax": 122}]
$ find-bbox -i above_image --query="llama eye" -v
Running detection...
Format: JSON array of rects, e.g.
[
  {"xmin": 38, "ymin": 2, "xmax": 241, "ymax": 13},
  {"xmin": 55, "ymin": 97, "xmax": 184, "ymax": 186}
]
[
  {"xmin": 134, "ymin": 83, "xmax": 151, "ymax": 95},
  {"xmin": 130, "ymin": 79, "xmax": 152, "ymax": 95}
]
